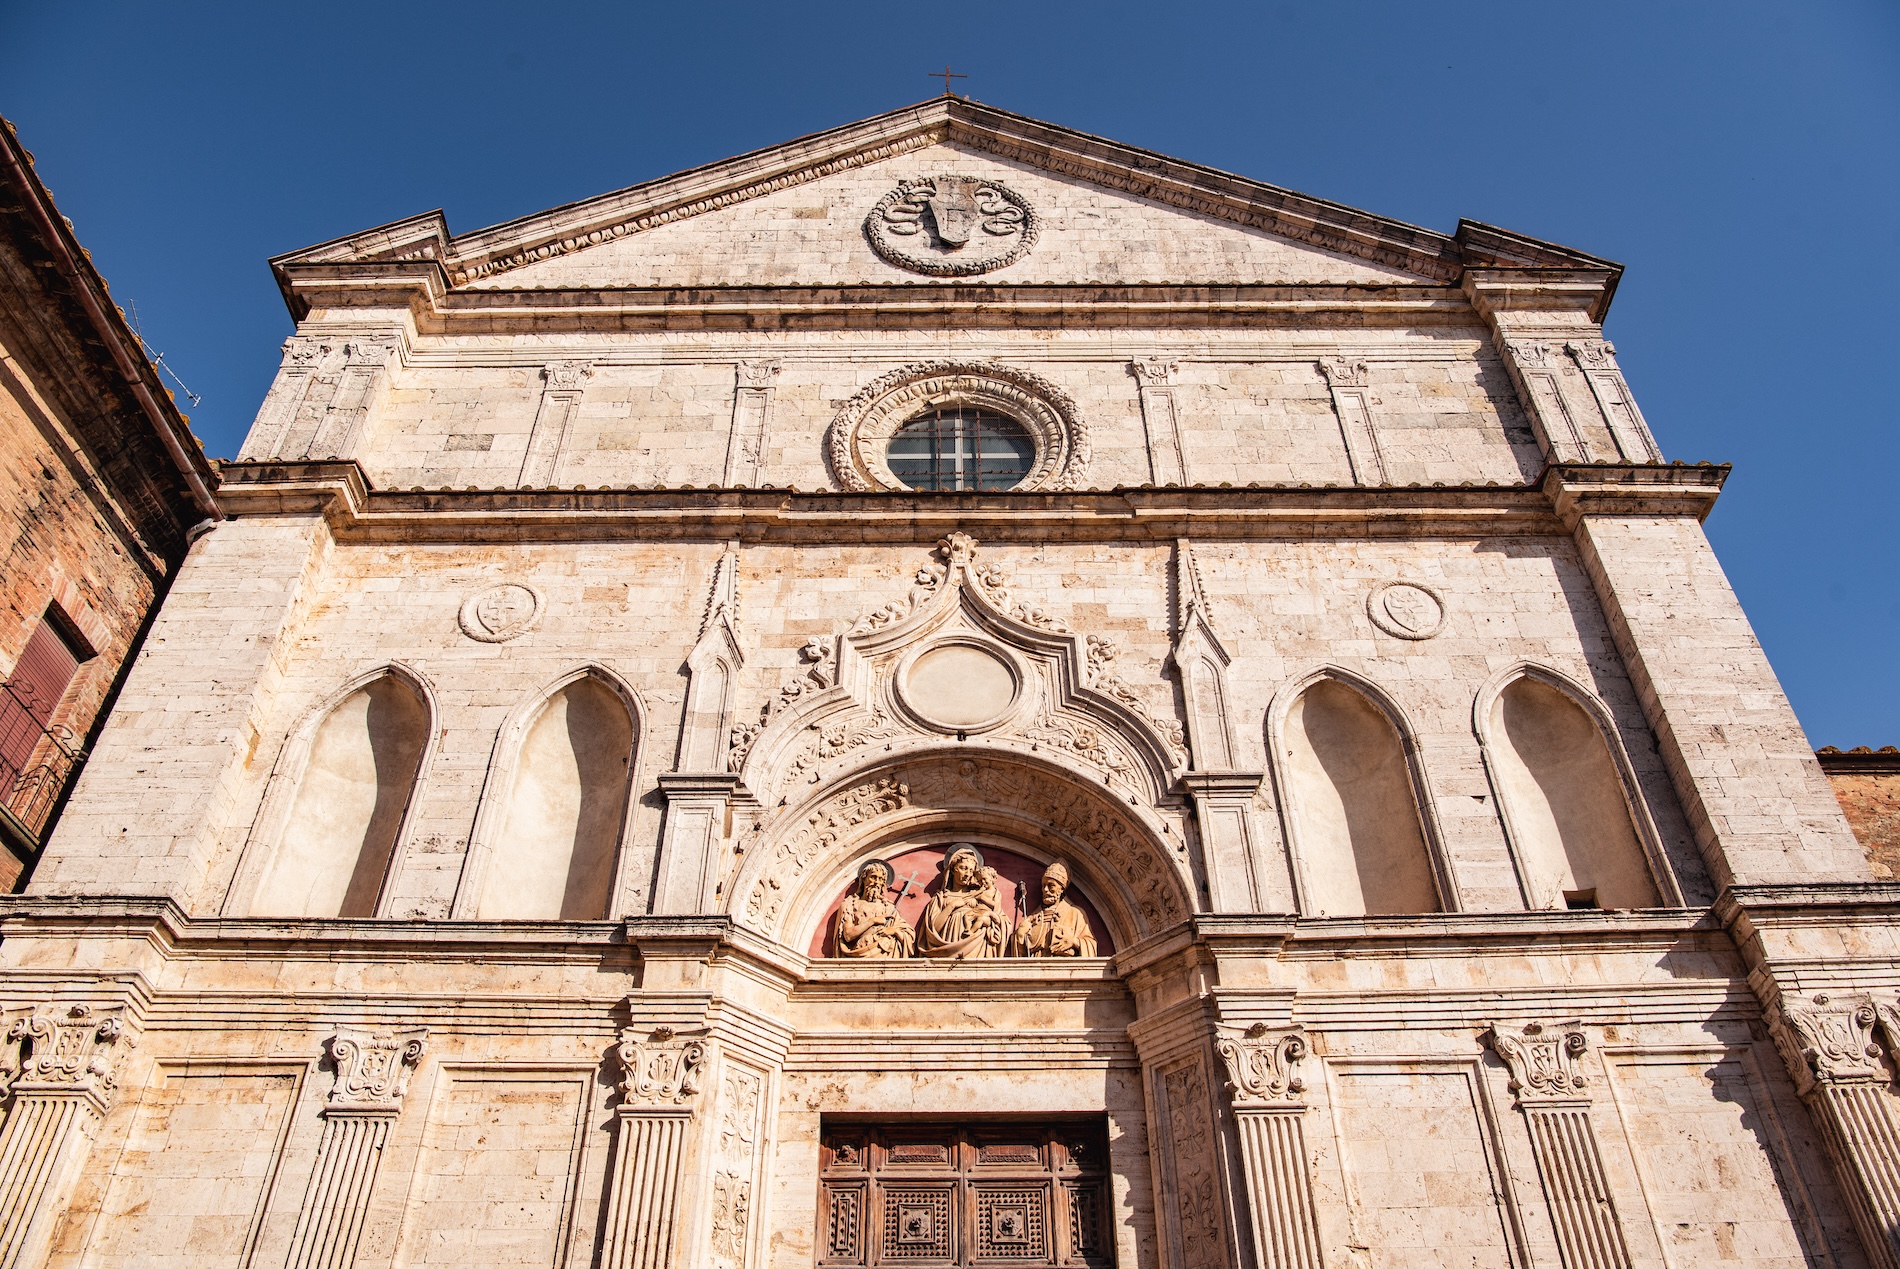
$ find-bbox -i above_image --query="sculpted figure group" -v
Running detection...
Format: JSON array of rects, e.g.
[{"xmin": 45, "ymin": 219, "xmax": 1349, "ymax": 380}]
[{"xmin": 833, "ymin": 844, "xmax": 1098, "ymax": 961}]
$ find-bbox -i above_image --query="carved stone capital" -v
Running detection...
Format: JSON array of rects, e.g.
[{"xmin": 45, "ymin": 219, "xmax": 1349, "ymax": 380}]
[
  {"xmin": 736, "ymin": 359, "xmax": 781, "ymax": 390},
  {"xmin": 1771, "ymin": 994, "xmax": 1888, "ymax": 1093},
  {"xmin": 1483, "ymin": 1020, "xmax": 1589, "ymax": 1105},
  {"xmin": 281, "ymin": 336, "xmax": 330, "ymax": 368},
  {"xmin": 1130, "ymin": 357, "xmax": 1180, "ymax": 387},
  {"xmin": 4, "ymin": 1003, "xmax": 135, "ymax": 1111},
  {"xmin": 1317, "ymin": 356, "xmax": 1370, "ymax": 388},
  {"xmin": 542, "ymin": 359, "xmax": 595, "ymax": 393},
  {"xmin": 1565, "ymin": 339, "xmax": 1618, "ymax": 371},
  {"xmin": 1504, "ymin": 339, "xmax": 1555, "ymax": 370},
  {"xmin": 616, "ymin": 1026, "xmax": 711, "ymax": 1108},
  {"xmin": 1215, "ymin": 1023, "xmax": 1308, "ymax": 1107},
  {"xmin": 344, "ymin": 337, "xmax": 398, "ymax": 368},
  {"xmin": 326, "ymin": 1028, "xmax": 427, "ymax": 1112}
]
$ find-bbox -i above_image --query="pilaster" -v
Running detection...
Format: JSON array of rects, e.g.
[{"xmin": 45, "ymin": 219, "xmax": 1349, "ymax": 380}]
[
  {"xmin": 1564, "ymin": 340, "xmax": 1661, "ymax": 463},
  {"xmin": 723, "ymin": 360, "xmax": 780, "ymax": 488},
  {"xmin": 0, "ymin": 1002, "xmax": 135, "ymax": 1269},
  {"xmin": 1131, "ymin": 358, "xmax": 1188, "ymax": 485},
  {"xmin": 1316, "ymin": 357, "xmax": 1386, "ymax": 484},
  {"xmin": 1463, "ymin": 269, "xmax": 1625, "ymax": 466},
  {"xmin": 240, "ymin": 335, "xmax": 333, "ymax": 460},
  {"xmin": 1213, "ymin": 1024, "xmax": 1322, "ymax": 1269},
  {"xmin": 601, "ymin": 1026, "xmax": 713, "ymax": 1269},
  {"xmin": 1128, "ymin": 997, "xmax": 1246, "ymax": 1269},
  {"xmin": 283, "ymin": 1027, "xmax": 427, "ymax": 1269},
  {"xmin": 302, "ymin": 336, "xmax": 400, "ymax": 462},
  {"xmin": 1482, "ymin": 1020, "xmax": 1633, "ymax": 1269},
  {"xmin": 1763, "ymin": 993, "xmax": 1900, "ymax": 1269},
  {"xmin": 519, "ymin": 359, "xmax": 594, "ymax": 486}
]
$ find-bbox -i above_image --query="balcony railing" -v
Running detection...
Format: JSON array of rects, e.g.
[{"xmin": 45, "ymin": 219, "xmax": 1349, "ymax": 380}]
[{"xmin": 0, "ymin": 679, "xmax": 85, "ymax": 843}]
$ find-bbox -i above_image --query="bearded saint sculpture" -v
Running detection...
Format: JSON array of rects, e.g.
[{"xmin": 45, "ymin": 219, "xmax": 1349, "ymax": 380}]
[
  {"xmin": 916, "ymin": 844, "xmax": 1009, "ymax": 960},
  {"xmin": 1008, "ymin": 860, "xmax": 1099, "ymax": 957},
  {"xmin": 832, "ymin": 859, "xmax": 916, "ymax": 959}
]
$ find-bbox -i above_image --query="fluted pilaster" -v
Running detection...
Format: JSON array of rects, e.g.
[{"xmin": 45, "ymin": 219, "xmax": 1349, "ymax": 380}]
[
  {"xmin": 1483, "ymin": 1021, "xmax": 1631, "ymax": 1269},
  {"xmin": 600, "ymin": 1026, "xmax": 711, "ymax": 1269},
  {"xmin": 283, "ymin": 1028, "xmax": 426, "ymax": 1269},
  {"xmin": 1214, "ymin": 1024, "xmax": 1321, "ymax": 1269}
]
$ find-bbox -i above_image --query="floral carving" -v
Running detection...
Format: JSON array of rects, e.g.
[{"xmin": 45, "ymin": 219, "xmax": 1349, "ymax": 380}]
[
  {"xmin": 1163, "ymin": 1060, "xmax": 1225, "ymax": 1265},
  {"xmin": 865, "ymin": 176, "xmax": 1038, "ymax": 277},
  {"xmin": 1085, "ymin": 635, "xmax": 1189, "ymax": 767},
  {"xmin": 743, "ymin": 777, "xmax": 912, "ymax": 929},
  {"xmin": 780, "ymin": 703, "xmax": 904, "ymax": 788},
  {"xmin": 1130, "ymin": 357, "xmax": 1180, "ymax": 387},
  {"xmin": 1215, "ymin": 1023, "xmax": 1308, "ymax": 1106},
  {"xmin": 711, "ymin": 1063, "xmax": 764, "ymax": 1266},
  {"xmin": 729, "ymin": 638, "xmax": 836, "ymax": 771},
  {"xmin": 5, "ymin": 1003, "xmax": 134, "ymax": 1110},
  {"xmin": 1770, "ymin": 994, "xmax": 1888, "ymax": 1093},
  {"xmin": 616, "ymin": 1026, "xmax": 710, "ymax": 1107},
  {"xmin": 282, "ymin": 337, "xmax": 329, "ymax": 368},
  {"xmin": 1483, "ymin": 1020, "xmax": 1589, "ymax": 1105},
  {"xmin": 542, "ymin": 359, "xmax": 594, "ymax": 393},
  {"xmin": 1505, "ymin": 339, "xmax": 1555, "ymax": 370},
  {"xmin": 826, "ymin": 361, "xmax": 1088, "ymax": 493},
  {"xmin": 736, "ymin": 359, "xmax": 780, "ymax": 390},
  {"xmin": 327, "ymin": 1028, "xmax": 427, "ymax": 1110}
]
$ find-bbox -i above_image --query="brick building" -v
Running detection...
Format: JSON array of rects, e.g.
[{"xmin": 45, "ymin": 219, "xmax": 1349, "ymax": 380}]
[
  {"xmin": 3, "ymin": 99, "xmax": 1899, "ymax": 1269},
  {"xmin": 0, "ymin": 118, "xmax": 219, "ymax": 886}
]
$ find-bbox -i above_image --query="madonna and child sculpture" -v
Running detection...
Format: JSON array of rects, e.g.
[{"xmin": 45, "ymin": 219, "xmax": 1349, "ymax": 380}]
[{"xmin": 830, "ymin": 844, "xmax": 1100, "ymax": 960}]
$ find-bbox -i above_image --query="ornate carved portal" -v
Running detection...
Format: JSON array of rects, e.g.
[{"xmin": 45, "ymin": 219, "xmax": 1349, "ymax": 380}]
[{"xmin": 818, "ymin": 1122, "xmax": 1110, "ymax": 1268}]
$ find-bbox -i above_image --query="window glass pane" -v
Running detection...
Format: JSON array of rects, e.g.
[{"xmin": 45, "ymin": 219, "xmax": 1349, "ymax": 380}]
[{"xmin": 886, "ymin": 408, "xmax": 1033, "ymax": 492}]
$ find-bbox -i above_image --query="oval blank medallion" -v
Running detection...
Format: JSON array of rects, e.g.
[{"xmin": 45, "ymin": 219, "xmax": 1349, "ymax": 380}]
[{"xmin": 904, "ymin": 643, "xmax": 1018, "ymax": 729}]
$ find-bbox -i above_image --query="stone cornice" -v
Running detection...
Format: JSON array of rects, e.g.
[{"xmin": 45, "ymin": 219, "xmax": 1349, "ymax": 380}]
[
  {"xmin": 1543, "ymin": 462, "xmax": 1730, "ymax": 527},
  {"xmin": 272, "ymin": 276, "xmax": 1473, "ymax": 333},
  {"xmin": 214, "ymin": 459, "xmax": 1599, "ymax": 541}
]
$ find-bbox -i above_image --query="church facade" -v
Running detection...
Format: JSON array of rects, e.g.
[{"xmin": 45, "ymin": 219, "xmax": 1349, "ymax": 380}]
[{"xmin": 2, "ymin": 99, "xmax": 1897, "ymax": 1269}]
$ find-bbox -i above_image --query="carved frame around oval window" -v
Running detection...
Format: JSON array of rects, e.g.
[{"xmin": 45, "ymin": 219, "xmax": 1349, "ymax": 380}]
[{"xmin": 825, "ymin": 361, "xmax": 1091, "ymax": 493}]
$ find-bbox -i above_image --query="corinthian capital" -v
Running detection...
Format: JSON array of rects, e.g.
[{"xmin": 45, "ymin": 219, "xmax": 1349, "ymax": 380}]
[
  {"xmin": 1214, "ymin": 1023, "xmax": 1308, "ymax": 1107},
  {"xmin": 542, "ymin": 359, "xmax": 595, "ymax": 393},
  {"xmin": 1317, "ymin": 356, "xmax": 1370, "ymax": 388},
  {"xmin": 615, "ymin": 1026, "xmax": 711, "ymax": 1108},
  {"xmin": 1130, "ymin": 357, "xmax": 1180, "ymax": 387},
  {"xmin": 1483, "ymin": 1020, "xmax": 1589, "ymax": 1106},
  {"xmin": 326, "ymin": 1028, "xmax": 428, "ymax": 1111}
]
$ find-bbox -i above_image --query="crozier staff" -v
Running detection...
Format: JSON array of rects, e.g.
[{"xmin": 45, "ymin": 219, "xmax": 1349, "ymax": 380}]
[
  {"xmin": 1008, "ymin": 860, "xmax": 1098, "ymax": 957},
  {"xmin": 832, "ymin": 859, "xmax": 916, "ymax": 959},
  {"xmin": 916, "ymin": 844, "xmax": 1009, "ymax": 960}
]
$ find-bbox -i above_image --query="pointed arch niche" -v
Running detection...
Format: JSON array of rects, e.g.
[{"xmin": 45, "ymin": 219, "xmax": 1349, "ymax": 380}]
[
  {"xmin": 1268, "ymin": 669, "xmax": 1452, "ymax": 917},
  {"xmin": 227, "ymin": 665, "xmax": 435, "ymax": 918},
  {"xmin": 1477, "ymin": 665, "xmax": 1680, "ymax": 910},
  {"xmin": 455, "ymin": 667, "xmax": 642, "ymax": 921}
]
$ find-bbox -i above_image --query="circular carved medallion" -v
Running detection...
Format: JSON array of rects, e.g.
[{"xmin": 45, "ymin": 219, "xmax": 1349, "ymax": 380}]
[
  {"xmin": 827, "ymin": 360, "xmax": 1088, "ymax": 492},
  {"xmin": 865, "ymin": 176, "xmax": 1039, "ymax": 277},
  {"xmin": 898, "ymin": 641, "xmax": 1021, "ymax": 732},
  {"xmin": 458, "ymin": 583, "xmax": 542, "ymax": 643},
  {"xmin": 1366, "ymin": 582, "xmax": 1445, "ymax": 640}
]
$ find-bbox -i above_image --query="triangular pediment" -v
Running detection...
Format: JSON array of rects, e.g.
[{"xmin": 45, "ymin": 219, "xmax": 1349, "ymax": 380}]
[{"xmin": 272, "ymin": 98, "xmax": 1619, "ymax": 303}]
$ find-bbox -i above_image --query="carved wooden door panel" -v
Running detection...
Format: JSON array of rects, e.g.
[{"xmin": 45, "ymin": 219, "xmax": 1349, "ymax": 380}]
[{"xmin": 818, "ymin": 1121, "xmax": 1112, "ymax": 1267}]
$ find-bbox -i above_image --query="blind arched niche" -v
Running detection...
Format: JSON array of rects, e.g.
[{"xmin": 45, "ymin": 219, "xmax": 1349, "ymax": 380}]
[
  {"xmin": 247, "ymin": 671, "xmax": 430, "ymax": 918},
  {"xmin": 473, "ymin": 674, "xmax": 635, "ymax": 920},
  {"xmin": 1483, "ymin": 671, "xmax": 1671, "ymax": 910},
  {"xmin": 1274, "ymin": 674, "xmax": 1446, "ymax": 917}
]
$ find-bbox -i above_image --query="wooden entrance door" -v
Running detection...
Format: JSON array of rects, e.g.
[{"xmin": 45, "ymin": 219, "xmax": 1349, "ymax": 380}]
[{"xmin": 817, "ymin": 1121, "xmax": 1112, "ymax": 1267}]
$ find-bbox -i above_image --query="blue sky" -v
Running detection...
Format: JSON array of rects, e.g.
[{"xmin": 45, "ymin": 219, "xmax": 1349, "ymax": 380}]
[{"xmin": 5, "ymin": 1, "xmax": 1896, "ymax": 745}]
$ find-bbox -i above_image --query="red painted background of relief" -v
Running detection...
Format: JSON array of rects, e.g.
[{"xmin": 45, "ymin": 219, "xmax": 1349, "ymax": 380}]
[{"xmin": 808, "ymin": 841, "xmax": 1114, "ymax": 958}]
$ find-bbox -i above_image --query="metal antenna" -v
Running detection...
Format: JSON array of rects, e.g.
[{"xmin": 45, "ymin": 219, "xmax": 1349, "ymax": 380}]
[{"xmin": 125, "ymin": 301, "xmax": 203, "ymax": 408}]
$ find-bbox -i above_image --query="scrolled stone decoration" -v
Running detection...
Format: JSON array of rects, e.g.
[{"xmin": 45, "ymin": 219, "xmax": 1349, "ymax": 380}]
[
  {"xmin": 1366, "ymin": 580, "xmax": 1445, "ymax": 641},
  {"xmin": 1008, "ymin": 860, "xmax": 1098, "ymax": 957},
  {"xmin": 327, "ymin": 1027, "xmax": 428, "ymax": 1110},
  {"xmin": 833, "ymin": 859, "xmax": 917, "ymax": 958},
  {"xmin": 615, "ymin": 1026, "xmax": 711, "ymax": 1107},
  {"xmin": 1770, "ymin": 993, "xmax": 1888, "ymax": 1093},
  {"xmin": 916, "ymin": 844, "xmax": 1009, "ymax": 960},
  {"xmin": 865, "ymin": 176, "xmax": 1038, "ymax": 276},
  {"xmin": 458, "ymin": 581, "xmax": 543, "ymax": 643},
  {"xmin": 825, "ymin": 360, "xmax": 1088, "ymax": 493},
  {"xmin": 5, "ymin": 1002, "xmax": 133, "ymax": 1108},
  {"xmin": 1482, "ymin": 1019, "xmax": 1589, "ymax": 1105},
  {"xmin": 1215, "ymin": 1022, "xmax": 1308, "ymax": 1106}
]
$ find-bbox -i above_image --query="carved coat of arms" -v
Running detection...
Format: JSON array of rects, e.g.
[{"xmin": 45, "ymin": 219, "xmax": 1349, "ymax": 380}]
[{"xmin": 865, "ymin": 176, "xmax": 1038, "ymax": 276}]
